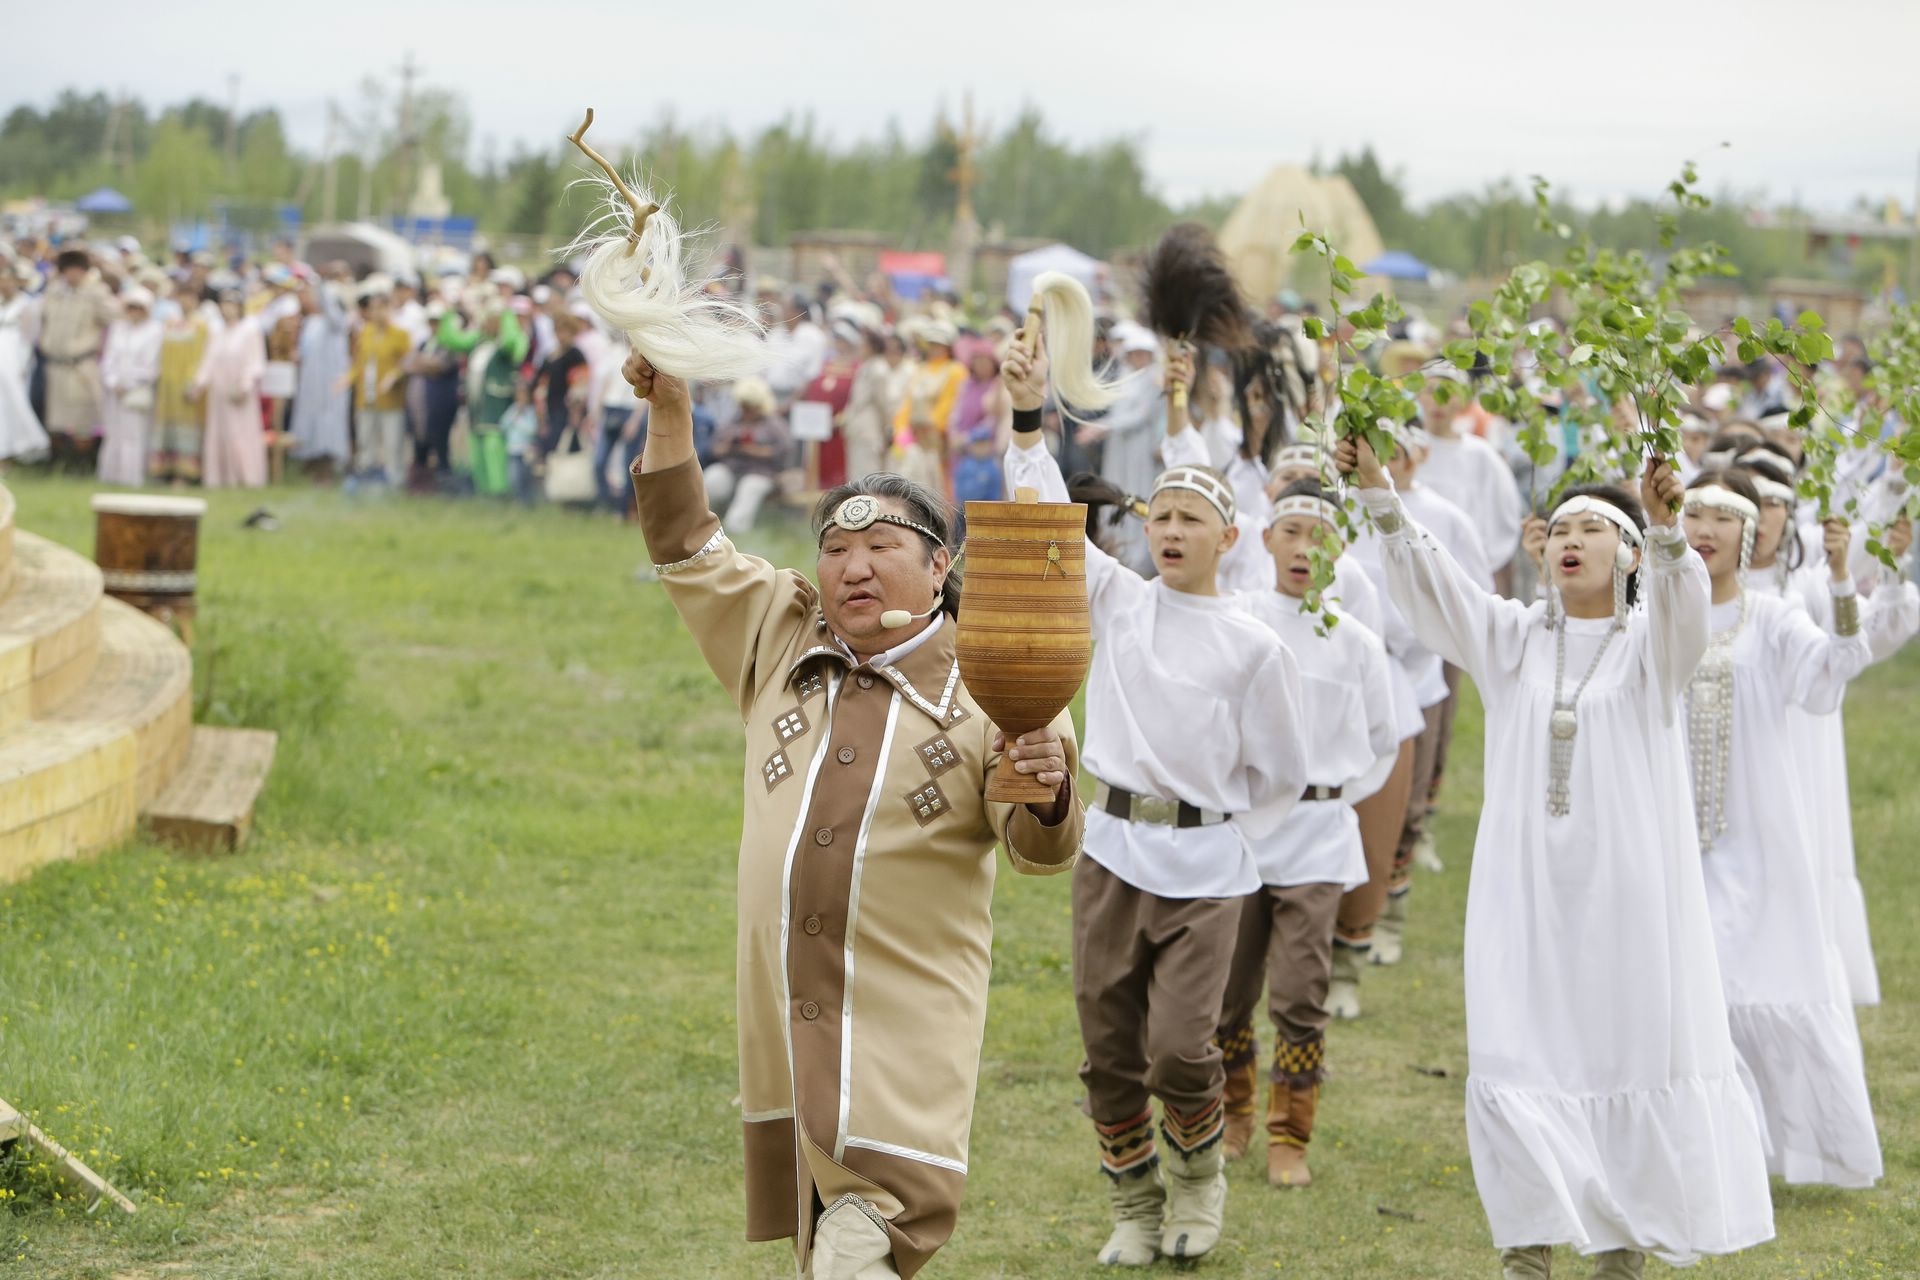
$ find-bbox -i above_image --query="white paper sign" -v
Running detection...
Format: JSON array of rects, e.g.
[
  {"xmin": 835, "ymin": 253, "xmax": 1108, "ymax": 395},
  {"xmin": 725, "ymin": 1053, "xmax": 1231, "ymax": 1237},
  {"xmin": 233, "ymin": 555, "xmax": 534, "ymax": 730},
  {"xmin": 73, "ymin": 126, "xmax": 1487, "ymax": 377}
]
[
  {"xmin": 790, "ymin": 399, "xmax": 834, "ymax": 443},
  {"xmin": 261, "ymin": 361, "xmax": 297, "ymax": 399}
]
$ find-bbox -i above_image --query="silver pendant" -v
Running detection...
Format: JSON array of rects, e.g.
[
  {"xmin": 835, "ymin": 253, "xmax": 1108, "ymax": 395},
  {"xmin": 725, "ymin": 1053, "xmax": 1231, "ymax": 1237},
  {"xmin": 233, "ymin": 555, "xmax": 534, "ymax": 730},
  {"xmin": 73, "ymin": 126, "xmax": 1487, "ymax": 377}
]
[{"xmin": 1549, "ymin": 706, "xmax": 1577, "ymax": 741}]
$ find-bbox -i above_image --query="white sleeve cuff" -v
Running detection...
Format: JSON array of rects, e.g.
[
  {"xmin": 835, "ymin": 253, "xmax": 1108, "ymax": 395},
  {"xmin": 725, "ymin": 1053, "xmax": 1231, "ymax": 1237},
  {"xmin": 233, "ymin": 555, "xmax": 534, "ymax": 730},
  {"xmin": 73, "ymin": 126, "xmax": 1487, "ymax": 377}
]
[{"xmin": 1830, "ymin": 575, "xmax": 1857, "ymax": 599}]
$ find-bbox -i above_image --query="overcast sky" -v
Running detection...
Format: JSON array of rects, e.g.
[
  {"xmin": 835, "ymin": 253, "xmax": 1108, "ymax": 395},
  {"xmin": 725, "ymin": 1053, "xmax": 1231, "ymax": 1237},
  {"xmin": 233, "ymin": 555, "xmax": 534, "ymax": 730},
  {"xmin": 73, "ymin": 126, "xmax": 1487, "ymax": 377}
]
[{"xmin": 14, "ymin": 0, "xmax": 1920, "ymax": 213}]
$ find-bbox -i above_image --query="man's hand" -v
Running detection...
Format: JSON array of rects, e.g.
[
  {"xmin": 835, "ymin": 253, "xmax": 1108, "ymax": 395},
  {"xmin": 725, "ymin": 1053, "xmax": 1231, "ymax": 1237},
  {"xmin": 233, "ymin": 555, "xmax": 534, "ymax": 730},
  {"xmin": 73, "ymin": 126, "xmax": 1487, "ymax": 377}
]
[
  {"xmin": 1334, "ymin": 434, "xmax": 1389, "ymax": 490},
  {"xmin": 1641, "ymin": 455, "xmax": 1684, "ymax": 526},
  {"xmin": 1824, "ymin": 518, "xmax": 1853, "ymax": 582},
  {"xmin": 622, "ymin": 347, "xmax": 690, "ymax": 414},
  {"xmin": 1521, "ymin": 514, "xmax": 1549, "ymax": 573},
  {"xmin": 995, "ymin": 726, "xmax": 1070, "ymax": 820},
  {"xmin": 1002, "ymin": 330, "xmax": 1049, "ymax": 413}
]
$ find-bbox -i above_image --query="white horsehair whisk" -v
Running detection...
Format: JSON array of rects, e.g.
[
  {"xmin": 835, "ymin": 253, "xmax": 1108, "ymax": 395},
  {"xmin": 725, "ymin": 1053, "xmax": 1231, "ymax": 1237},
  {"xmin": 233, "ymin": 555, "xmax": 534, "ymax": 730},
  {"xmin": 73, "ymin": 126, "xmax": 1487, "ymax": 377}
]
[{"xmin": 565, "ymin": 108, "xmax": 767, "ymax": 383}]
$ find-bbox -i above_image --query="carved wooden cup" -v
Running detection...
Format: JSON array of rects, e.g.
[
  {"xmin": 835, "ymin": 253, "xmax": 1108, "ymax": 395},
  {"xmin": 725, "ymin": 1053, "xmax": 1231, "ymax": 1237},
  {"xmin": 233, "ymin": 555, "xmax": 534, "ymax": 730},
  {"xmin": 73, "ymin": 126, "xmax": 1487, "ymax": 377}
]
[{"xmin": 955, "ymin": 496, "xmax": 1091, "ymax": 803}]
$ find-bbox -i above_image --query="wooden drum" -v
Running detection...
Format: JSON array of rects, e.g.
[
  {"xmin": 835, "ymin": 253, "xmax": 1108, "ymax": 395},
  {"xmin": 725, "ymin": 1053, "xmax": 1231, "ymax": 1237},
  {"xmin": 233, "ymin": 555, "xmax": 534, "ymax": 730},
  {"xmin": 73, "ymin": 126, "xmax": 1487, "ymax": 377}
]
[
  {"xmin": 955, "ymin": 496, "xmax": 1092, "ymax": 803},
  {"xmin": 91, "ymin": 493, "xmax": 209, "ymax": 639}
]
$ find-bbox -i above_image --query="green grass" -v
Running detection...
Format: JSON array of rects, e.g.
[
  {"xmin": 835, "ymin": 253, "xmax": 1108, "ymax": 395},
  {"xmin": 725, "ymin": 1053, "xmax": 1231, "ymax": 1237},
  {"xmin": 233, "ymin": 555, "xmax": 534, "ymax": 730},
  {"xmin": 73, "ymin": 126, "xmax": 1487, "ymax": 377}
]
[{"xmin": 1, "ymin": 471, "xmax": 1916, "ymax": 1278}]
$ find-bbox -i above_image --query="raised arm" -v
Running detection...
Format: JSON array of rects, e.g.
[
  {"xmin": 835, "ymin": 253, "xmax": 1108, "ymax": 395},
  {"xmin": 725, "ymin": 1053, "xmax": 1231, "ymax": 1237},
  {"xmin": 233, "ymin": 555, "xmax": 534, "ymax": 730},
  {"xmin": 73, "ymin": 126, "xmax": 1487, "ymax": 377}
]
[
  {"xmin": 628, "ymin": 350, "xmax": 811, "ymax": 714},
  {"xmin": 1341, "ymin": 436, "xmax": 1531, "ymax": 688},
  {"xmin": 1772, "ymin": 586, "xmax": 1872, "ymax": 715}
]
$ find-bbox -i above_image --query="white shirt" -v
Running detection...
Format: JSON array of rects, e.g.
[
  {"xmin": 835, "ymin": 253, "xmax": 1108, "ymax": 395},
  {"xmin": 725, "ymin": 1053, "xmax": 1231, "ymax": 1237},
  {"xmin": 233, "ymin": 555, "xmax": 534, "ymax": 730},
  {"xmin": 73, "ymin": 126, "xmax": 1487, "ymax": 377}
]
[
  {"xmin": 1007, "ymin": 435, "xmax": 1308, "ymax": 898},
  {"xmin": 1236, "ymin": 592, "xmax": 1398, "ymax": 889},
  {"xmin": 1421, "ymin": 430, "xmax": 1524, "ymax": 571}
]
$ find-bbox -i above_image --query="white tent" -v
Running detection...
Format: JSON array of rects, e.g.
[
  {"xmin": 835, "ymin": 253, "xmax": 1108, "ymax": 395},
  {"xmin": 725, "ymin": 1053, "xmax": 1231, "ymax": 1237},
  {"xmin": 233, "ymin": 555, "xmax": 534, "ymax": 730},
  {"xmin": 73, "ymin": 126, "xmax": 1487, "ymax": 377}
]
[
  {"xmin": 1219, "ymin": 168, "xmax": 1385, "ymax": 305},
  {"xmin": 1005, "ymin": 243, "xmax": 1102, "ymax": 312}
]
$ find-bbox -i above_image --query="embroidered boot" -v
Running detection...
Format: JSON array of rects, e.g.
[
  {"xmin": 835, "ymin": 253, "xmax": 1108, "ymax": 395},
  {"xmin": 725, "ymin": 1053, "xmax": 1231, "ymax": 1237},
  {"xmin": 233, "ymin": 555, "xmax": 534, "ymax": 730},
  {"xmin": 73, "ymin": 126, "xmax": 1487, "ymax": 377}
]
[
  {"xmin": 1371, "ymin": 888, "xmax": 1408, "ymax": 966},
  {"xmin": 809, "ymin": 1193, "xmax": 898, "ymax": 1279},
  {"xmin": 1499, "ymin": 1246, "xmax": 1553, "ymax": 1280},
  {"xmin": 1159, "ymin": 1105, "xmax": 1228, "ymax": 1260},
  {"xmin": 1266, "ymin": 1077, "xmax": 1319, "ymax": 1188},
  {"xmin": 1218, "ymin": 1027, "xmax": 1259, "ymax": 1160},
  {"xmin": 1589, "ymin": 1249, "xmax": 1644, "ymax": 1279},
  {"xmin": 1328, "ymin": 938, "xmax": 1365, "ymax": 1020},
  {"xmin": 1093, "ymin": 1110, "xmax": 1162, "ymax": 1267}
]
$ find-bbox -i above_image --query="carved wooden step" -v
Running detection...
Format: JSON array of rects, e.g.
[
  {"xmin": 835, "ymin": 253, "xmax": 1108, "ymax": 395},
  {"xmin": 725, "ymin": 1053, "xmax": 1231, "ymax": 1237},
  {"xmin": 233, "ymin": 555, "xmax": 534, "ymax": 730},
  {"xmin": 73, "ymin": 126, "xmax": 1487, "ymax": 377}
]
[
  {"xmin": 144, "ymin": 726, "xmax": 277, "ymax": 854},
  {"xmin": 0, "ymin": 531, "xmax": 103, "ymax": 735}
]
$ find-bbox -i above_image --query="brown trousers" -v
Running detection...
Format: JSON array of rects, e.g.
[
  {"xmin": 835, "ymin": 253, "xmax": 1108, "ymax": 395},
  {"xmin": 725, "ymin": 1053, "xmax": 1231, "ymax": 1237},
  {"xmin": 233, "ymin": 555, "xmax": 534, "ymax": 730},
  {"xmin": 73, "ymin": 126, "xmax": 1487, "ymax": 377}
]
[
  {"xmin": 1072, "ymin": 855, "xmax": 1239, "ymax": 1125},
  {"xmin": 1337, "ymin": 738, "xmax": 1416, "ymax": 946},
  {"xmin": 1215, "ymin": 881, "xmax": 1342, "ymax": 1086}
]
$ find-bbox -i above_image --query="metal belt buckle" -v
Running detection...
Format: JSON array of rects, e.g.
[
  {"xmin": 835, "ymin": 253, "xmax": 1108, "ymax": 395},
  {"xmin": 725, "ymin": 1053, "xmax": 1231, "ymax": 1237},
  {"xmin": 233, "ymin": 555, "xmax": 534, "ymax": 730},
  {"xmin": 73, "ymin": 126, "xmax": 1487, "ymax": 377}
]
[{"xmin": 1133, "ymin": 794, "xmax": 1177, "ymax": 826}]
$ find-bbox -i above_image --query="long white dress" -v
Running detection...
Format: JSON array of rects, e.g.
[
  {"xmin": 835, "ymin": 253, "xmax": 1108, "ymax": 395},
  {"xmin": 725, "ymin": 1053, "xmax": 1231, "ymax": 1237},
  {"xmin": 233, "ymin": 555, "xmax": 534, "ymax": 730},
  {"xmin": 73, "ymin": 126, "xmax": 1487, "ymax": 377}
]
[
  {"xmin": 1748, "ymin": 559, "xmax": 1917, "ymax": 1007},
  {"xmin": 97, "ymin": 316, "xmax": 162, "ymax": 486},
  {"xmin": 1358, "ymin": 485, "xmax": 1773, "ymax": 1263},
  {"xmin": 0, "ymin": 293, "xmax": 49, "ymax": 460},
  {"xmin": 1693, "ymin": 587, "xmax": 1881, "ymax": 1187}
]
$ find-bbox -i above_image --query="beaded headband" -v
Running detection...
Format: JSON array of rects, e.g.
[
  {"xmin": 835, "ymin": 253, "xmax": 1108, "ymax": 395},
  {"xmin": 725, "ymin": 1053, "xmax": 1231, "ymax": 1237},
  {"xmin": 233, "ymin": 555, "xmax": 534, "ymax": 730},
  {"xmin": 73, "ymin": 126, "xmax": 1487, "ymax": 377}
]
[
  {"xmin": 1270, "ymin": 444, "xmax": 1324, "ymax": 475},
  {"xmin": 1683, "ymin": 486, "xmax": 1759, "ymax": 526},
  {"xmin": 1747, "ymin": 475, "xmax": 1797, "ymax": 506},
  {"xmin": 1151, "ymin": 465, "xmax": 1235, "ymax": 523},
  {"xmin": 820, "ymin": 493, "xmax": 944, "ymax": 547},
  {"xmin": 1547, "ymin": 495, "xmax": 1644, "ymax": 547},
  {"xmin": 1268, "ymin": 494, "xmax": 1343, "ymax": 532}
]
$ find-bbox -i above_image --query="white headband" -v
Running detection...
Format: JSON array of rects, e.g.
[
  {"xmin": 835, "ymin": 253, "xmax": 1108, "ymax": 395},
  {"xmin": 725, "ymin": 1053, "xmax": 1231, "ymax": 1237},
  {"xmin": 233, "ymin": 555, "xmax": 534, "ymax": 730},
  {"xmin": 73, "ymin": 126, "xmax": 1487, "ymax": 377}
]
[
  {"xmin": 1748, "ymin": 475, "xmax": 1796, "ymax": 506},
  {"xmin": 1151, "ymin": 465, "xmax": 1235, "ymax": 524},
  {"xmin": 1683, "ymin": 486, "xmax": 1759, "ymax": 525},
  {"xmin": 1736, "ymin": 449, "xmax": 1794, "ymax": 486},
  {"xmin": 1269, "ymin": 494, "xmax": 1343, "ymax": 532},
  {"xmin": 1270, "ymin": 444, "xmax": 1323, "ymax": 474},
  {"xmin": 1547, "ymin": 495, "xmax": 1643, "ymax": 547}
]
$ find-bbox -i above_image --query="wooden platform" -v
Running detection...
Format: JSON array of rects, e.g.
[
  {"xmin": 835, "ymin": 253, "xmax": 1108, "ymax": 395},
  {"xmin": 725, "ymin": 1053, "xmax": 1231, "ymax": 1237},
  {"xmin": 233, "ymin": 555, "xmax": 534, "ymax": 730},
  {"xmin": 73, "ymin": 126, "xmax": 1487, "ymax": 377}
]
[
  {"xmin": 0, "ymin": 1096, "xmax": 137, "ymax": 1214},
  {"xmin": 145, "ymin": 726, "xmax": 278, "ymax": 854},
  {"xmin": 0, "ymin": 533, "xmax": 104, "ymax": 735}
]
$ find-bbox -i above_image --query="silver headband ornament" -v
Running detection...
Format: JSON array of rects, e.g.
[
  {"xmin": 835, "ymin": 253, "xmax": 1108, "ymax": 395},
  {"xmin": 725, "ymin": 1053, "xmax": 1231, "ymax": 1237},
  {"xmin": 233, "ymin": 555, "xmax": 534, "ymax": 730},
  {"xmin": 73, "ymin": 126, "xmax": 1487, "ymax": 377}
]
[
  {"xmin": 1151, "ymin": 466, "xmax": 1235, "ymax": 524},
  {"xmin": 1268, "ymin": 494, "xmax": 1343, "ymax": 534},
  {"xmin": 822, "ymin": 494, "xmax": 944, "ymax": 547}
]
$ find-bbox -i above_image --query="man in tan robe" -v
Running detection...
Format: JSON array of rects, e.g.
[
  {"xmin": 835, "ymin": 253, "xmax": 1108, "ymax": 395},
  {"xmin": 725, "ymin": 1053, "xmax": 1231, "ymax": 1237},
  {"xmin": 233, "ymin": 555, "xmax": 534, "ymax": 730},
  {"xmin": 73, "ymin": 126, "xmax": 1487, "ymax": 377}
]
[
  {"xmin": 37, "ymin": 247, "xmax": 117, "ymax": 462},
  {"xmin": 626, "ymin": 350, "xmax": 1084, "ymax": 1279}
]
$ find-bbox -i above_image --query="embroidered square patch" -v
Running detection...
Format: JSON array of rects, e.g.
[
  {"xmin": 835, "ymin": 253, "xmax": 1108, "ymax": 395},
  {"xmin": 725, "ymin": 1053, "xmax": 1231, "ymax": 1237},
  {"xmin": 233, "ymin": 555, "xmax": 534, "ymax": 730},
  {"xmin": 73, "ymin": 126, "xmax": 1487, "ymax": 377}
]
[
  {"xmin": 773, "ymin": 705, "xmax": 811, "ymax": 744},
  {"xmin": 915, "ymin": 732, "xmax": 961, "ymax": 778},
  {"xmin": 905, "ymin": 781, "xmax": 950, "ymax": 827},
  {"xmin": 763, "ymin": 750, "xmax": 793, "ymax": 792}
]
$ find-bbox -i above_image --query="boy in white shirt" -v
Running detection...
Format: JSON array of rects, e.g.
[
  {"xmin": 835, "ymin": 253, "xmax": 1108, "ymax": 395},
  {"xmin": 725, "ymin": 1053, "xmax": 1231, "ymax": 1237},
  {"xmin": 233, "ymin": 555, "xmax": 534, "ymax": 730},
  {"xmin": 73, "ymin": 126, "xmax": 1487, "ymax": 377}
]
[
  {"xmin": 1003, "ymin": 335, "xmax": 1308, "ymax": 1267},
  {"xmin": 1214, "ymin": 478, "xmax": 1400, "ymax": 1189}
]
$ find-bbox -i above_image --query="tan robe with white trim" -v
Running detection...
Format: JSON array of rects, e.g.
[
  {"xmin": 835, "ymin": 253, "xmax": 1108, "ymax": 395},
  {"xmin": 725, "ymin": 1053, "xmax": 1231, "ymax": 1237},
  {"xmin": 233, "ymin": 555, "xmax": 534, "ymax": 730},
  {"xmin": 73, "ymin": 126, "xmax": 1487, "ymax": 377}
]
[{"xmin": 635, "ymin": 458, "xmax": 1082, "ymax": 1277}]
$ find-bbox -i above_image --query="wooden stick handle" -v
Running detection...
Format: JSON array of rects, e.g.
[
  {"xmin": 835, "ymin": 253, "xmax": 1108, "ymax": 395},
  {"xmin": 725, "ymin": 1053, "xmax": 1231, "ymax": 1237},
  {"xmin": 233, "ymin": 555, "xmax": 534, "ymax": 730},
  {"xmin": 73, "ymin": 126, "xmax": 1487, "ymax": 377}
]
[
  {"xmin": 567, "ymin": 108, "xmax": 658, "ymax": 256},
  {"xmin": 1021, "ymin": 306, "xmax": 1043, "ymax": 356}
]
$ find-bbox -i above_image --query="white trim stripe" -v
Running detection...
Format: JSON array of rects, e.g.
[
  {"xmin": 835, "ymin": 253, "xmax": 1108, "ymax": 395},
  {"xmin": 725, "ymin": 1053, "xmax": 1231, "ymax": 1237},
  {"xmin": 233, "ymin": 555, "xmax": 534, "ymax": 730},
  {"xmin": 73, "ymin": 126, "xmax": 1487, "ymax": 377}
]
[
  {"xmin": 843, "ymin": 1136, "xmax": 968, "ymax": 1176},
  {"xmin": 836, "ymin": 691, "xmax": 903, "ymax": 1163},
  {"xmin": 775, "ymin": 669, "xmax": 841, "ymax": 1245},
  {"xmin": 741, "ymin": 1107, "xmax": 795, "ymax": 1124}
]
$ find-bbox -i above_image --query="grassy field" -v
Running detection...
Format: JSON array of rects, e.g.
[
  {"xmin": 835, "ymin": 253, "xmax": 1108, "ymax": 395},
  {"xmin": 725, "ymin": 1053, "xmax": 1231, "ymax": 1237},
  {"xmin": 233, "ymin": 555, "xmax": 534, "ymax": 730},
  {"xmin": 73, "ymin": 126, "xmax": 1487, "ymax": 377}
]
[{"xmin": 2, "ymin": 470, "xmax": 1917, "ymax": 1279}]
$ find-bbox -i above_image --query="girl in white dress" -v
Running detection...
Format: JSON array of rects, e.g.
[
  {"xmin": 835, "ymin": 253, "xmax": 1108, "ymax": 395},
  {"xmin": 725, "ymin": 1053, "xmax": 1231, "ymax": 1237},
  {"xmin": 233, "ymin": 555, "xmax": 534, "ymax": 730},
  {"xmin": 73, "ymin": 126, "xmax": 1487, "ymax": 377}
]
[
  {"xmin": 97, "ymin": 287, "xmax": 161, "ymax": 486},
  {"xmin": 1337, "ymin": 434, "xmax": 1772, "ymax": 1280},
  {"xmin": 1680, "ymin": 468, "xmax": 1883, "ymax": 1190},
  {"xmin": 0, "ymin": 265, "xmax": 49, "ymax": 462},
  {"xmin": 1735, "ymin": 447, "xmax": 1917, "ymax": 1008}
]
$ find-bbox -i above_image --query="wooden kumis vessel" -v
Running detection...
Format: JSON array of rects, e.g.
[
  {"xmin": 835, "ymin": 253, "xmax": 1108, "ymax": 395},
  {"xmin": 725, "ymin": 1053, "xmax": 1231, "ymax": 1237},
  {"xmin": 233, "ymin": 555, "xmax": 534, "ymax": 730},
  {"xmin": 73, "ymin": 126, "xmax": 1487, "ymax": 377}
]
[
  {"xmin": 955, "ymin": 492, "xmax": 1091, "ymax": 803},
  {"xmin": 90, "ymin": 493, "xmax": 208, "ymax": 642}
]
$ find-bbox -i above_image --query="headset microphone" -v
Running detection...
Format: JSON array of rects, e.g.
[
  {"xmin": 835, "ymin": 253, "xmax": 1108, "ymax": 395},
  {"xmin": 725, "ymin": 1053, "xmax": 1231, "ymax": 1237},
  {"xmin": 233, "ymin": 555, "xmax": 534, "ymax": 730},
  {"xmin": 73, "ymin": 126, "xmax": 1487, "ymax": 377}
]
[{"xmin": 879, "ymin": 605, "xmax": 941, "ymax": 629}]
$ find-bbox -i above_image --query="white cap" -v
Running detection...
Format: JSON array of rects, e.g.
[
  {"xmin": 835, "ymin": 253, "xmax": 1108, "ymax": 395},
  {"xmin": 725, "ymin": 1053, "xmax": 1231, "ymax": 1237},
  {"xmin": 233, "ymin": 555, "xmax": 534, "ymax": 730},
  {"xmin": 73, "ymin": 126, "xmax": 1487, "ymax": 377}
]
[{"xmin": 1111, "ymin": 321, "xmax": 1160, "ymax": 357}]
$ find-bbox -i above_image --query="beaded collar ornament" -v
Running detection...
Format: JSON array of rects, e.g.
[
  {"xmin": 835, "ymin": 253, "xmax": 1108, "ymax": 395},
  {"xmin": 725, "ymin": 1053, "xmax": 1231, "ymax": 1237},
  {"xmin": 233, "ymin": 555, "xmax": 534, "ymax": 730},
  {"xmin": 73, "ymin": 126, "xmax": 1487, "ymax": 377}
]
[
  {"xmin": 1541, "ymin": 494, "xmax": 1644, "ymax": 816},
  {"xmin": 1681, "ymin": 484, "xmax": 1759, "ymax": 852}
]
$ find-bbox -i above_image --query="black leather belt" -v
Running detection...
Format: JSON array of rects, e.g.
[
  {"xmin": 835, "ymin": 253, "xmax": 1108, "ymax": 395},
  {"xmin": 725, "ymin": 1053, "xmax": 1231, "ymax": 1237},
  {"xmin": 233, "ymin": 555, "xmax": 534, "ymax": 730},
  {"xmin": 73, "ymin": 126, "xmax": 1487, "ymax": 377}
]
[{"xmin": 1091, "ymin": 780, "xmax": 1229, "ymax": 828}]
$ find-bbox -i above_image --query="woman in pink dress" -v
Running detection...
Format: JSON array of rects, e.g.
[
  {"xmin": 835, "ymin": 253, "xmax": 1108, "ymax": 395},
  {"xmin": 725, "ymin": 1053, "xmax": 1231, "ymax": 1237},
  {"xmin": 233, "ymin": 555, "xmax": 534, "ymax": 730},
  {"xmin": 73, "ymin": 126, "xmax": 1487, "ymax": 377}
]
[{"xmin": 194, "ymin": 291, "xmax": 268, "ymax": 488}]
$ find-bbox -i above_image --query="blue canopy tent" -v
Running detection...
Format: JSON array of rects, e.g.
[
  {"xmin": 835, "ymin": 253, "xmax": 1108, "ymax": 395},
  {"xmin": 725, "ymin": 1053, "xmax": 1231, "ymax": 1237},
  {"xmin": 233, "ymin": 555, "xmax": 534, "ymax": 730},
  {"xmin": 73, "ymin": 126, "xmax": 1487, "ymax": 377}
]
[
  {"xmin": 1362, "ymin": 250, "xmax": 1431, "ymax": 281},
  {"xmin": 75, "ymin": 187, "xmax": 133, "ymax": 215}
]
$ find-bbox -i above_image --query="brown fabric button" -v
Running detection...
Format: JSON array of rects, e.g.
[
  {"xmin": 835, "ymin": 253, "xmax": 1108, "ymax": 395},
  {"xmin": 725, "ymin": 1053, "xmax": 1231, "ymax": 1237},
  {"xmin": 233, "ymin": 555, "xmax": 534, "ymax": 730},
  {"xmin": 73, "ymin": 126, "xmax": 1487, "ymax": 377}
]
[
  {"xmin": 814, "ymin": 827, "xmax": 834, "ymax": 846},
  {"xmin": 857, "ymin": 674, "xmax": 875, "ymax": 689},
  {"xmin": 804, "ymin": 915, "xmax": 823, "ymax": 935},
  {"xmin": 801, "ymin": 1000, "xmax": 820, "ymax": 1020},
  {"xmin": 837, "ymin": 747, "xmax": 856, "ymax": 765}
]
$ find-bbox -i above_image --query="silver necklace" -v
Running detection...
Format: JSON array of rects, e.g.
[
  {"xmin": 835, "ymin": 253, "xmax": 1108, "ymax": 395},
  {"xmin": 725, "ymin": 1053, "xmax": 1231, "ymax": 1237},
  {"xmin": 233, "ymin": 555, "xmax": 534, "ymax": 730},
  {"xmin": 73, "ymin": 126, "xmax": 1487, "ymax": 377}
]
[
  {"xmin": 1686, "ymin": 591, "xmax": 1750, "ymax": 852},
  {"xmin": 1547, "ymin": 614, "xmax": 1622, "ymax": 817}
]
